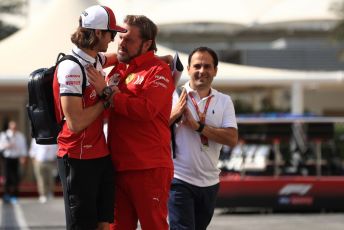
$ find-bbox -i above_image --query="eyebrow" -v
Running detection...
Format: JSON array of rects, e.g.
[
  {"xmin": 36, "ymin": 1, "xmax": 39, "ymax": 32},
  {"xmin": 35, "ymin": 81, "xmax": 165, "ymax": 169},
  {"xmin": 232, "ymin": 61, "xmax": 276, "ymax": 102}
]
[{"xmin": 193, "ymin": 63, "xmax": 212, "ymax": 68}]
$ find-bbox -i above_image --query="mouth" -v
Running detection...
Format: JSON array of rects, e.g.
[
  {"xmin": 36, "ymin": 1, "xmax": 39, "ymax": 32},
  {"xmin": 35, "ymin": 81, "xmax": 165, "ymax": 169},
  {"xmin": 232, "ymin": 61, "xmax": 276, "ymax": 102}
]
[
  {"xmin": 118, "ymin": 49, "xmax": 127, "ymax": 56},
  {"xmin": 196, "ymin": 75, "xmax": 207, "ymax": 81}
]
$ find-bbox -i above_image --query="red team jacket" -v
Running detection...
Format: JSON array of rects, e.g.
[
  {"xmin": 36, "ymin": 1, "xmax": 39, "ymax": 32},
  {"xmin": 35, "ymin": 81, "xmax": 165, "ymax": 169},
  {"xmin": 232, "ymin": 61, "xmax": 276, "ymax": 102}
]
[{"xmin": 106, "ymin": 51, "xmax": 175, "ymax": 171}]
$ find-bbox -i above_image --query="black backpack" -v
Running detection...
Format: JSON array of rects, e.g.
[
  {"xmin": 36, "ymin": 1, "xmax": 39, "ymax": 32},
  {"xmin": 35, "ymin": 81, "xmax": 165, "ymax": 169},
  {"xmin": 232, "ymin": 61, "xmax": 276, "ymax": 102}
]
[{"xmin": 26, "ymin": 53, "xmax": 86, "ymax": 145}]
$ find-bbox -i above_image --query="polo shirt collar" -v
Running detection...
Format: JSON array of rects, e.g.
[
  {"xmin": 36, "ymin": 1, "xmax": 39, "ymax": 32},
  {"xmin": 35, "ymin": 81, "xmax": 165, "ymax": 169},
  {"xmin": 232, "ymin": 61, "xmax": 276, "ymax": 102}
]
[
  {"xmin": 72, "ymin": 46, "xmax": 96, "ymax": 64},
  {"xmin": 129, "ymin": 50, "xmax": 155, "ymax": 67},
  {"xmin": 5, "ymin": 129, "xmax": 14, "ymax": 137},
  {"xmin": 183, "ymin": 81, "xmax": 217, "ymax": 99}
]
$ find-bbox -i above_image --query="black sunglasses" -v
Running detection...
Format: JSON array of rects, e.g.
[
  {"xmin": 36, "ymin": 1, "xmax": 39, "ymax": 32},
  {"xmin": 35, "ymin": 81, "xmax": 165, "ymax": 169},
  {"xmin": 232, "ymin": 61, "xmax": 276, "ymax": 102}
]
[{"xmin": 109, "ymin": 31, "xmax": 117, "ymax": 40}]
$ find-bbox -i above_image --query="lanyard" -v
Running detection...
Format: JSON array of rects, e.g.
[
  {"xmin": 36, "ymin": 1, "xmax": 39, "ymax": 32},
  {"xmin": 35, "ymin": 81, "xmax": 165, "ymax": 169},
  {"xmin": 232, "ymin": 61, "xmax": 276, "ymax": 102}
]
[{"xmin": 188, "ymin": 92, "xmax": 213, "ymax": 146}]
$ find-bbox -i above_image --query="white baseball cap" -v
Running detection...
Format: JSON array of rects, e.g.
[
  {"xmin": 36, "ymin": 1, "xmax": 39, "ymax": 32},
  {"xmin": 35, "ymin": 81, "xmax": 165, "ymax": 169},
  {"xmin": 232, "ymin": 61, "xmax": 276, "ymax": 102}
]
[{"xmin": 80, "ymin": 5, "xmax": 127, "ymax": 33}]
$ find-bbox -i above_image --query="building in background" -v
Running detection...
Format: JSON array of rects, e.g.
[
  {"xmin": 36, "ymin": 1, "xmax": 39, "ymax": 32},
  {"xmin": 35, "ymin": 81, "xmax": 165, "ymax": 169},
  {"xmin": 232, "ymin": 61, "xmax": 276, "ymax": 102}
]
[{"xmin": 151, "ymin": 0, "xmax": 344, "ymax": 116}]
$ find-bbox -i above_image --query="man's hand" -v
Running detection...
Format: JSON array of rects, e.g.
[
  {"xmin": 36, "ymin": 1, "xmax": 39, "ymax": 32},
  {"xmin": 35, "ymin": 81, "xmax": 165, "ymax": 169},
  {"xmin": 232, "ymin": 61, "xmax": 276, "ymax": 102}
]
[
  {"xmin": 182, "ymin": 107, "xmax": 199, "ymax": 131},
  {"xmin": 103, "ymin": 53, "xmax": 118, "ymax": 68},
  {"xmin": 170, "ymin": 88, "xmax": 187, "ymax": 125},
  {"xmin": 109, "ymin": 85, "xmax": 121, "ymax": 94},
  {"xmin": 107, "ymin": 85, "xmax": 121, "ymax": 108},
  {"xmin": 158, "ymin": 55, "xmax": 173, "ymax": 67},
  {"xmin": 86, "ymin": 65, "xmax": 107, "ymax": 95}
]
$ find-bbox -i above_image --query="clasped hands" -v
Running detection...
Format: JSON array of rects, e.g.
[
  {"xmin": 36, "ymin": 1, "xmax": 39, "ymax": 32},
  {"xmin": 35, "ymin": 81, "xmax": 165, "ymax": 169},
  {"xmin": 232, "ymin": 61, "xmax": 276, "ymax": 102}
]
[
  {"xmin": 86, "ymin": 65, "xmax": 120, "ymax": 107},
  {"xmin": 172, "ymin": 89, "xmax": 200, "ymax": 131}
]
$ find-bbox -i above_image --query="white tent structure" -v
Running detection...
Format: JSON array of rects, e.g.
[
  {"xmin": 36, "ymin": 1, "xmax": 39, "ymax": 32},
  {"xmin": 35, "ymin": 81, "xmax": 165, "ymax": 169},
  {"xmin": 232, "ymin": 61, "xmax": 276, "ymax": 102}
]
[
  {"xmin": 100, "ymin": 0, "xmax": 339, "ymax": 27},
  {"xmin": 157, "ymin": 45, "xmax": 344, "ymax": 114},
  {"xmin": 0, "ymin": 0, "xmax": 344, "ymax": 132},
  {"xmin": 101, "ymin": 0, "xmax": 344, "ymax": 115},
  {"xmin": 1, "ymin": 0, "xmax": 342, "ymax": 84},
  {"xmin": 0, "ymin": 0, "xmax": 98, "ymax": 84},
  {"xmin": 0, "ymin": 0, "xmax": 99, "ymax": 132},
  {"xmin": 256, "ymin": 0, "xmax": 338, "ymax": 25},
  {"xmin": 0, "ymin": 0, "xmax": 342, "ymax": 85}
]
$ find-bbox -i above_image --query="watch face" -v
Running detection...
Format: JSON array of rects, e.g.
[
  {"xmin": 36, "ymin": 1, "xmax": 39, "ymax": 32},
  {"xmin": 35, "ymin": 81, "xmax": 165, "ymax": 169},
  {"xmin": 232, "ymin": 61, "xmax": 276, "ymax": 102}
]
[{"xmin": 104, "ymin": 86, "xmax": 112, "ymax": 96}]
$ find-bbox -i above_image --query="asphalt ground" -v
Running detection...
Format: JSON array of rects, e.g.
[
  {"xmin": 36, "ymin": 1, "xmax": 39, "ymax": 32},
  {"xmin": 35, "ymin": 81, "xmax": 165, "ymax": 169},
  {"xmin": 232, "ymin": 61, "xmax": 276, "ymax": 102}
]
[{"xmin": 1, "ymin": 198, "xmax": 344, "ymax": 230}]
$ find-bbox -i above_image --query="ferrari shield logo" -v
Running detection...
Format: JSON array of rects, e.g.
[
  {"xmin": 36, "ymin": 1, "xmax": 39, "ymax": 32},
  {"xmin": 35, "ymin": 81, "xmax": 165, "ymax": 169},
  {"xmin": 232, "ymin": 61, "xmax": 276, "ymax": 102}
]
[{"xmin": 125, "ymin": 73, "xmax": 136, "ymax": 85}]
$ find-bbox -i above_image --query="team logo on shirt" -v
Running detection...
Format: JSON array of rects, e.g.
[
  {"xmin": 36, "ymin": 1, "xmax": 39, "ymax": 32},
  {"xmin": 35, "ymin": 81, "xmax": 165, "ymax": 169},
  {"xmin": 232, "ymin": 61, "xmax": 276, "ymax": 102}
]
[
  {"xmin": 66, "ymin": 81, "xmax": 81, "ymax": 86},
  {"xmin": 155, "ymin": 75, "xmax": 169, "ymax": 83},
  {"xmin": 133, "ymin": 75, "xmax": 144, "ymax": 85},
  {"xmin": 90, "ymin": 90, "xmax": 97, "ymax": 100},
  {"xmin": 125, "ymin": 73, "xmax": 136, "ymax": 85},
  {"xmin": 152, "ymin": 75, "xmax": 169, "ymax": 88},
  {"xmin": 65, "ymin": 74, "xmax": 81, "ymax": 86},
  {"xmin": 65, "ymin": 74, "xmax": 80, "ymax": 79}
]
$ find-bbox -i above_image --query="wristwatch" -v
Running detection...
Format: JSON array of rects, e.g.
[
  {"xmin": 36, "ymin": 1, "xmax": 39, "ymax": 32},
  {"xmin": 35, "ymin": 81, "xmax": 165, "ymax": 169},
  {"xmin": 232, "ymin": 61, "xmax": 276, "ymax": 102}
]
[
  {"xmin": 103, "ymin": 100, "xmax": 111, "ymax": 109},
  {"xmin": 196, "ymin": 121, "xmax": 205, "ymax": 133},
  {"xmin": 99, "ymin": 86, "xmax": 113, "ymax": 101}
]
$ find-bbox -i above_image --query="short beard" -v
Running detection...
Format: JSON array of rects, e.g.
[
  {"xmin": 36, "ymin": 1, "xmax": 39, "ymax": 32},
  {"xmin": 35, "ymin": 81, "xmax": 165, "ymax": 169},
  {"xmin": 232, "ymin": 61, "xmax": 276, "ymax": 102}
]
[{"xmin": 118, "ymin": 41, "xmax": 144, "ymax": 63}]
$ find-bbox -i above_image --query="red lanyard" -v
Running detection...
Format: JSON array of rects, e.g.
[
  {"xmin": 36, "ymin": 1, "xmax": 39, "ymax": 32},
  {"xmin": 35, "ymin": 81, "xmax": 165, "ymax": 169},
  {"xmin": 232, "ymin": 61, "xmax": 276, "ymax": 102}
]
[{"xmin": 188, "ymin": 92, "xmax": 213, "ymax": 146}]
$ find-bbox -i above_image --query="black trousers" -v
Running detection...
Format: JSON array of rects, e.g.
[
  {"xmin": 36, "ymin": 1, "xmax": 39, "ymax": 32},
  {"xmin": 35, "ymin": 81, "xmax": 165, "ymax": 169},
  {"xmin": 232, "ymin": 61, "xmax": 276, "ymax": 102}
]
[
  {"xmin": 3, "ymin": 157, "xmax": 20, "ymax": 196},
  {"xmin": 57, "ymin": 155, "xmax": 115, "ymax": 230}
]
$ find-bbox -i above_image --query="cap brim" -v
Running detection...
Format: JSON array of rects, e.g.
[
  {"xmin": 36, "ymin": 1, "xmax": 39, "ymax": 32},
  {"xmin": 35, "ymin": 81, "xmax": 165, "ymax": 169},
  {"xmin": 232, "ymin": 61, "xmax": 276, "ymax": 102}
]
[{"xmin": 110, "ymin": 25, "xmax": 127, "ymax": 33}]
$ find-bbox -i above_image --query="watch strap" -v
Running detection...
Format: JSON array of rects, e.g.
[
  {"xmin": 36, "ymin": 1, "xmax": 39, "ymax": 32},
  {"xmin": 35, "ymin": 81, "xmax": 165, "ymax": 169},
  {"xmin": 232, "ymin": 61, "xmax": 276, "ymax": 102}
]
[
  {"xmin": 103, "ymin": 101, "xmax": 111, "ymax": 109},
  {"xmin": 99, "ymin": 86, "xmax": 112, "ymax": 101},
  {"xmin": 196, "ymin": 121, "xmax": 205, "ymax": 133}
]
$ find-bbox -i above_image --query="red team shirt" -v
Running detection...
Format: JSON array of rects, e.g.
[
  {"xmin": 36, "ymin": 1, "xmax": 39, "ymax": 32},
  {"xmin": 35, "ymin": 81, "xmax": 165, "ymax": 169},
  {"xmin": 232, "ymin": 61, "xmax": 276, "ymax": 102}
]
[
  {"xmin": 106, "ymin": 51, "xmax": 174, "ymax": 171},
  {"xmin": 53, "ymin": 47, "xmax": 109, "ymax": 159}
]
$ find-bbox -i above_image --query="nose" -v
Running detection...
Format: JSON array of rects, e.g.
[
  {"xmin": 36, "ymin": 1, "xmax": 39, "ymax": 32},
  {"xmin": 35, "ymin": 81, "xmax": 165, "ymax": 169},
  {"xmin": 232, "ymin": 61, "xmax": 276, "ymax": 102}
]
[
  {"xmin": 199, "ymin": 65, "xmax": 206, "ymax": 73},
  {"xmin": 118, "ymin": 37, "xmax": 125, "ymax": 47}
]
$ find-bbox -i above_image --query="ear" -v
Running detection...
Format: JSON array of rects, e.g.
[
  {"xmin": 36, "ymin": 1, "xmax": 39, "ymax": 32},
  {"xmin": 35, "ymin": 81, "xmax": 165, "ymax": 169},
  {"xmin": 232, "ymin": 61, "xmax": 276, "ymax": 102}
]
[
  {"xmin": 187, "ymin": 65, "xmax": 192, "ymax": 75},
  {"xmin": 95, "ymin": 29, "xmax": 102, "ymax": 38},
  {"xmin": 214, "ymin": 66, "xmax": 218, "ymax": 77},
  {"xmin": 142, "ymin": 40, "xmax": 152, "ymax": 53}
]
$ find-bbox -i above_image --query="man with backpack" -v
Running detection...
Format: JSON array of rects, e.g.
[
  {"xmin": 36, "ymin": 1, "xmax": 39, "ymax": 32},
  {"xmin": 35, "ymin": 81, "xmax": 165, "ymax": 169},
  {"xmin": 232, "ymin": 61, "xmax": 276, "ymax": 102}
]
[{"xmin": 52, "ymin": 5, "xmax": 126, "ymax": 230}]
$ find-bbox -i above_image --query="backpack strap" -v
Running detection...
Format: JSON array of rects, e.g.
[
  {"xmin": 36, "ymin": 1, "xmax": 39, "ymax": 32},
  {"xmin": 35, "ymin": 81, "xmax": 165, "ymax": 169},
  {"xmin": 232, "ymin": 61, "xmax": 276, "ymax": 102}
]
[
  {"xmin": 55, "ymin": 53, "xmax": 87, "ymax": 93},
  {"xmin": 171, "ymin": 86, "xmax": 184, "ymax": 159},
  {"xmin": 53, "ymin": 53, "xmax": 87, "ymax": 129},
  {"xmin": 97, "ymin": 53, "xmax": 103, "ymax": 65}
]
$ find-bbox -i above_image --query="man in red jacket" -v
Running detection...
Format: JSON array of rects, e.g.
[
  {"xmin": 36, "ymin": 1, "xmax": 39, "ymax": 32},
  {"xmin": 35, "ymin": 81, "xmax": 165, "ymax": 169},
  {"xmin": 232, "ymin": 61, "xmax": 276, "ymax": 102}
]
[{"xmin": 87, "ymin": 15, "xmax": 174, "ymax": 230}]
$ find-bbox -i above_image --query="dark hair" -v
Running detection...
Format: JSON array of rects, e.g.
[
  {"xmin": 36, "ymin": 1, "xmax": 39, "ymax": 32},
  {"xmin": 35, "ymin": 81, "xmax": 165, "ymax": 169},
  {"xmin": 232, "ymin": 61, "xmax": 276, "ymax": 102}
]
[
  {"xmin": 71, "ymin": 17, "xmax": 107, "ymax": 49},
  {"xmin": 124, "ymin": 15, "xmax": 158, "ymax": 52},
  {"xmin": 188, "ymin": 47, "xmax": 218, "ymax": 68}
]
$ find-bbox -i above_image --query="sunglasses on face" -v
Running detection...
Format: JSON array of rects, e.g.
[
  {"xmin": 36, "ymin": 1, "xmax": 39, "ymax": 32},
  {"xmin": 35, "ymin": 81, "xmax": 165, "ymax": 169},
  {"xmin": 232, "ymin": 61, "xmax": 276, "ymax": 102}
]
[{"xmin": 109, "ymin": 31, "xmax": 117, "ymax": 40}]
